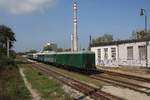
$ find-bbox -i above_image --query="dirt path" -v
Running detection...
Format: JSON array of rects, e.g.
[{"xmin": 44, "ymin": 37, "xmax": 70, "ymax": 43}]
[{"xmin": 19, "ymin": 67, "xmax": 42, "ymax": 100}]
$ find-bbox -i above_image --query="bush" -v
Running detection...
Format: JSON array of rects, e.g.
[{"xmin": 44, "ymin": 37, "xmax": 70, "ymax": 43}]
[
  {"xmin": 0, "ymin": 56, "xmax": 15, "ymax": 68},
  {"xmin": 10, "ymin": 50, "xmax": 16, "ymax": 59},
  {"xmin": 0, "ymin": 48, "xmax": 16, "ymax": 69},
  {"xmin": 0, "ymin": 48, "xmax": 16, "ymax": 59},
  {"xmin": 0, "ymin": 48, "xmax": 6, "ymax": 56}
]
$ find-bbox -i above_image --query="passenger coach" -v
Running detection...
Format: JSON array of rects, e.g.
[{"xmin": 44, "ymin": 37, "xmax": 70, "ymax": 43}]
[{"xmin": 28, "ymin": 51, "xmax": 96, "ymax": 72}]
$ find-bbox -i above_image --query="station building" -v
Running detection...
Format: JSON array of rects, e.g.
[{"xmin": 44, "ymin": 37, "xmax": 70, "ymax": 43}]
[{"xmin": 91, "ymin": 38, "xmax": 150, "ymax": 68}]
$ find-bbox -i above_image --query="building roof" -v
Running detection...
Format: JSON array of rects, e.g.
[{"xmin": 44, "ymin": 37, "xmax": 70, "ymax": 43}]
[{"xmin": 91, "ymin": 38, "xmax": 150, "ymax": 47}]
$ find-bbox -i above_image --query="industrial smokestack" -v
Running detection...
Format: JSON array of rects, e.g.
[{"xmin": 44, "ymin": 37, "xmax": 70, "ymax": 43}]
[
  {"xmin": 73, "ymin": 0, "xmax": 78, "ymax": 51},
  {"xmin": 71, "ymin": 33, "xmax": 74, "ymax": 51}
]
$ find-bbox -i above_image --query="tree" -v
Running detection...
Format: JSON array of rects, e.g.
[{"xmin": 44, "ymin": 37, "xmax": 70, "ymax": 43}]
[
  {"xmin": 0, "ymin": 25, "xmax": 16, "ymax": 49},
  {"xmin": 28, "ymin": 50, "xmax": 37, "ymax": 54},
  {"xmin": 130, "ymin": 30, "xmax": 150, "ymax": 39},
  {"xmin": 91, "ymin": 34, "xmax": 113, "ymax": 45},
  {"xmin": 0, "ymin": 25, "xmax": 16, "ymax": 56},
  {"xmin": 64, "ymin": 48, "xmax": 71, "ymax": 52},
  {"xmin": 43, "ymin": 45, "xmax": 52, "ymax": 51},
  {"xmin": 57, "ymin": 48, "xmax": 63, "ymax": 52}
]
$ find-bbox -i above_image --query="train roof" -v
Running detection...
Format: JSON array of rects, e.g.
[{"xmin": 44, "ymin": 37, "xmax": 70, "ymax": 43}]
[
  {"xmin": 36, "ymin": 51, "xmax": 94, "ymax": 55},
  {"xmin": 56, "ymin": 51, "xmax": 95, "ymax": 54},
  {"xmin": 36, "ymin": 51, "xmax": 57, "ymax": 55}
]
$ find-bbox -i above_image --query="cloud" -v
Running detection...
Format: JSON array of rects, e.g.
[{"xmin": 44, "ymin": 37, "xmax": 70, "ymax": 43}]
[{"xmin": 0, "ymin": 0, "xmax": 56, "ymax": 15}]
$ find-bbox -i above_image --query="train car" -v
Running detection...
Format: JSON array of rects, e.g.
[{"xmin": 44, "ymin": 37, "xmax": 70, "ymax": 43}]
[
  {"xmin": 55, "ymin": 51, "xmax": 96, "ymax": 71},
  {"xmin": 37, "ymin": 53, "xmax": 45, "ymax": 62},
  {"xmin": 27, "ymin": 53, "xmax": 33, "ymax": 59},
  {"xmin": 43, "ymin": 52, "xmax": 56, "ymax": 63},
  {"xmin": 27, "ymin": 51, "xmax": 96, "ymax": 72}
]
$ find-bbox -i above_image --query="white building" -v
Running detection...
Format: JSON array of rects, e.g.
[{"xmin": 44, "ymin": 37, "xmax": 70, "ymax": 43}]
[{"xmin": 91, "ymin": 39, "xmax": 150, "ymax": 68}]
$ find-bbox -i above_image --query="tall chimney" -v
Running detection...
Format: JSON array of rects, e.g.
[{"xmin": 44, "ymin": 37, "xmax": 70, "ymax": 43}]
[
  {"xmin": 71, "ymin": 33, "xmax": 74, "ymax": 51},
  {"xmin": 73, "ymin": 0, "xmax": 78, "ymax": 51}
]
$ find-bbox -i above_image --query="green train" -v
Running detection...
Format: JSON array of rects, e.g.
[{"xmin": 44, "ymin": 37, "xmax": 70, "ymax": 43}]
[{"xmin": 27, "ymin": 51, "xmax": 96, "ymax": 72}]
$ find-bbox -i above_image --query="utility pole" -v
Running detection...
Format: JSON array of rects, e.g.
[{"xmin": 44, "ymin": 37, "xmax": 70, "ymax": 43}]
[
  {"xmin": 89, "ymin": 35, "xmax": 92, "ymax": 51},
  {"xmin": 140, "ymin": 8, "xmax": 148, "ymax": 68}
]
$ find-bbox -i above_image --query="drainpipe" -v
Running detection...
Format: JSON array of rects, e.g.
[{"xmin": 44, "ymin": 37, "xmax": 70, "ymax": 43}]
[{"xmin": 117, "ymin": 44, "xmax": 119, "ymax": 67}]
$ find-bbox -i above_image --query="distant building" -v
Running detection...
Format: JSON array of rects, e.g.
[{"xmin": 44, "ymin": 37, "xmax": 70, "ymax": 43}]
[
  {"xmin": 44, "ymin": 42, "xmax": 57, "ymax": 51},
  {"xmin": 91, "ymin": 38, "xmax": 150, "ymax": 68}
]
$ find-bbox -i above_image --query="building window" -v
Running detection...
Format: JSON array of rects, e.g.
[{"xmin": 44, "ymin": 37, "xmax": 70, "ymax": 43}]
[
  {"xmin": 97, "ymin": 49, "xmax": 101, "ymax": 60},
  {"xmin": 127, "ymin": 46, "xmax": 133, "ymax": 60},
  {"xmin": 139, "ymin": 46, "xmax": 146, "ymax": 60},
  {"xmin": 104, "ymin": 48, "xmax": 108, "ymax": 60},
  {"xmin": 111, "ymin": 48, "xmax": 116, "ymax": 60}
]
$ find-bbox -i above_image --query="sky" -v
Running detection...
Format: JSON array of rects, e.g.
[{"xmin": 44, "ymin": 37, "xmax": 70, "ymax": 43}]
[{"xmin": 0, "ymin": 0, "xmax": 150, "ymax": 52}]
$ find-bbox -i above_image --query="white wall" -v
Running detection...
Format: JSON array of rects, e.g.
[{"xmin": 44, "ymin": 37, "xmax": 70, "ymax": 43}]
[
  {"xmin": 91, "ymin": 45, "xmax": 118, "ymax": 67},
  {"xmin": 91, "ymin": 41, "xmax": 150, "ymax": 68},
  {"xmin": 118, "ymin": 42, "xmax": 146, "ymax": 67}
]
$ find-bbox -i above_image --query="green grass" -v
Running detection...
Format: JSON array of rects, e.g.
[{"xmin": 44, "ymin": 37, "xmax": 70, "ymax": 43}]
[
  {"xmin": 0, "ymin": 65, "xmax": 31, "ymax": 100},
  {"xmin": 21, "ymin": 64, "xmax": 73, "ymax": 100}
]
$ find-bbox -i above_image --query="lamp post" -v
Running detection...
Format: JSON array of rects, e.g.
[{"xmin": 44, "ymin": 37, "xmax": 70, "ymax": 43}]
[
  {"xmin": 140, "ymin": 8, "xmax": 148, "ymax": 68},
  {"xmin": 140, "ymin": 8, "xmax": 147, "ymax": 32}
]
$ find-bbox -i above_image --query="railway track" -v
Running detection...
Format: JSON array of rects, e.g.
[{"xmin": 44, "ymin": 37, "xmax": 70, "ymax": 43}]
[
  {"xmin": 42, "ymin": 63, "xmax": 150, "ymax": 95},
  {"xmin": 27, "ymin": 59, "xmax": 150, "ymax": 96},
  {"xmin": 31, "ymin": 63, "xmax": 123, "ymax": 100},
  {"xmin": 90, "ymin": 74, "xmax": 150, "ymax": 95},
  {"xmin": 36, "ymin": 62, "xmax": 150, "ymax": 95},
  {"xmin": 100, "ymin": 69, "xmax": 150, "ymax": 83},
  {"xmin": 89, "ymin": 69, "xmax": 150, "ymax": 95}
]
